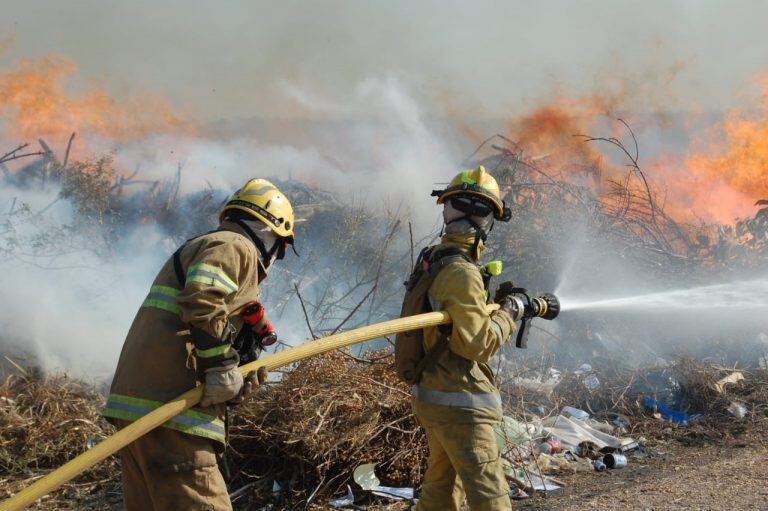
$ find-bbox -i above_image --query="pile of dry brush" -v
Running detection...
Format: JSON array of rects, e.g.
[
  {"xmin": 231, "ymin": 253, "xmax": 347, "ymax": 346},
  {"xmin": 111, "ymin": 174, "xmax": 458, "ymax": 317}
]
[
  {"xmin": 2, "ymin": 354, "xmax": 765, "ymax": 508},
  {"xmin": 0, "ymin": 367, "xmax": 119, "ymax": 509},
  {"xmin": 227, "ymin": 349, "xmax": 425, "ymax": 507}
]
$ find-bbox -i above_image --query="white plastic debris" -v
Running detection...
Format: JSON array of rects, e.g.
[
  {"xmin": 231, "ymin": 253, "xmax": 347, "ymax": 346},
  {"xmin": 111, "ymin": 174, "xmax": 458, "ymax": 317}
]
[
  {"xmin": 353, "ymin": 463, "xmax": 380, "ymax": 490},
  {"xmin": 574, "ymin": 363, "xmax": 592, "ymax": 376},
  {"xmin": 728, "ymin": 401, "xmax": 747, "ymax": 419},
  {"xmin": 713, "ymin": 371, "xmax": 744, "ymax": 394},
  {"xmin": 328, "ymin": 486, "xmax": 355, "ymax": 508},
  {"xmin": 583, "ymin": 374, "xmax": 601, "ymax": 390},
  {"xmin": 511, "ymin": 469, "xmax": 561, "ymax": 491},
  {"xmin": 494, "ymin": 415, "xmax": 534, "ymax": 449},
  {"xmin": 561, "ymin": 406, "xmax": 590, "ymax": 421},
  {"xmin": 352, "ymin": 463, "xmax": 414, "ymax": 500},
  {"xmin": 371, "ymin": 487, "xmax": 414, "ymax": 499},
  {"xmin": 271, "ymin": 481, "xmax": 281, "ymax": 496}
]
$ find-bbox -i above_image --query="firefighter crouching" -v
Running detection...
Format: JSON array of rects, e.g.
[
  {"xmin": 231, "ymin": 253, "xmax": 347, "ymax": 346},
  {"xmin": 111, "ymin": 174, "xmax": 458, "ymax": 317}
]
[
  {"xmin": 396, "ymin": 167, "xmax": 525, "ymax": 511},
  {"xmin": 103, "ymin": 178, "xmax": 294, "ymax": 510}
]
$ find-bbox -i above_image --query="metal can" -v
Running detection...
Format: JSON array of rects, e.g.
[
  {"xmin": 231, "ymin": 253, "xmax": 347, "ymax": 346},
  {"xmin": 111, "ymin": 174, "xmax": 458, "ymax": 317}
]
[
  {"xmin": 604, "ymin": 453, "xmax": 627, "ymax": 469},
  {"xmin": 594, "ymin": 460, "xmax": 607, "ymax": 472}
]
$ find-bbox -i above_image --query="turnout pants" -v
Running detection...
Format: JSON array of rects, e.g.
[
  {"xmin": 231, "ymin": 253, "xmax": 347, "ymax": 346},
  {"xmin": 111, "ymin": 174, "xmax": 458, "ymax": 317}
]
[
  {"xmin": 116, "ymin": 420, "xmax": 232, "ymax": 511},
  {"xmin": 415, "ymin": 419, "xmax": 511, "ymax": 511}
]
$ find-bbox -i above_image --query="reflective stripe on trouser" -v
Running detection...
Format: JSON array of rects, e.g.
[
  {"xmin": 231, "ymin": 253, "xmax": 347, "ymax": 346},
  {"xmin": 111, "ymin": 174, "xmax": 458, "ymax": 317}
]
[
  {"xmin": 412, "ymin": 385, "xmax": 502, "ymax": 409},
  {"xmin": 103, "ymin": 393, "xmax": 226, "ymax": 443},
  {"xmin": 141, "ymin": 285, "xmax": 181, "ymax": 315},
  {"xmin": 415, "ymin": 421, "xmax": 511, "ymax": 511}
]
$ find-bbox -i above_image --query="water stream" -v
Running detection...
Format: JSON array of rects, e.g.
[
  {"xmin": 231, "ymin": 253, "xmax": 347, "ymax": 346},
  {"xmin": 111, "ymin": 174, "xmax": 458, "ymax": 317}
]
[{"xmin": 560, "ymin": 278, "xmax": 768, "ymax": 314}]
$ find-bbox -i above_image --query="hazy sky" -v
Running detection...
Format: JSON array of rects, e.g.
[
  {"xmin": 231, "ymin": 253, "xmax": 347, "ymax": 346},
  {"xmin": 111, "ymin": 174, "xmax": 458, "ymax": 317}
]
[{"xmin": 2, "ymin": 0, "xmax": 768, "ymax": 120}]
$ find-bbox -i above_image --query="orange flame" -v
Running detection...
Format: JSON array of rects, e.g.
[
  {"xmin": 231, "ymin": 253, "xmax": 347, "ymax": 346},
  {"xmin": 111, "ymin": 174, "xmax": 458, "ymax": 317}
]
[
  {"xmin": 0, "ymin": 55, "xmax": 194, "ymax": 154},
  {"xmin": 504, "ymin": 79, "xmax": 768, "ymax": 225},
  {"xmin": 681, "ymin": 75, "xmax": 768, "ymax": 222}
]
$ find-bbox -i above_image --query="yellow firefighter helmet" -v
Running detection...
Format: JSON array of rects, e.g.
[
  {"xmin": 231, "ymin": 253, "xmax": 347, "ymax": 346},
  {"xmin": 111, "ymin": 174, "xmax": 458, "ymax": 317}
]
[
  {"xmin": 432, "ymin": 166, "xmax": 510, "ymax": 221},
  {"xmin": 219, "ymin": 178, "xmax": 295, "ymax": 239}
]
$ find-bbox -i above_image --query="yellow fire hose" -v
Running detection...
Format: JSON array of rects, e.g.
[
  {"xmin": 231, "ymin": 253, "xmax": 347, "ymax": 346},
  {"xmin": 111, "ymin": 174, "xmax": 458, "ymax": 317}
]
[{"xmin": 0, "ymin": 304, "xmax": 499, "ymax": 510}]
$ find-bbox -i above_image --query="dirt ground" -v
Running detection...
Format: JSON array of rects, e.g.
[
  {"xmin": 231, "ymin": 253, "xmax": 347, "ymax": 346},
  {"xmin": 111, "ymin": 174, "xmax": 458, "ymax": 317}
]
[
  {"xmin": 13, "ymin": 422, "xmax": 768, "ymax": 510},
  {"xmin": 517, "ymin": 422, "xmax": 768, "ymax": 511}
]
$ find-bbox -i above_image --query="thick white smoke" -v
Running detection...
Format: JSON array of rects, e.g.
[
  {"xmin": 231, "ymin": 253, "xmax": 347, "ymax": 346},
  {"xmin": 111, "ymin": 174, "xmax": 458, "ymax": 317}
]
[{"xmin": 0, "ymin": 77, "xmax": 454, "ymax": 376}]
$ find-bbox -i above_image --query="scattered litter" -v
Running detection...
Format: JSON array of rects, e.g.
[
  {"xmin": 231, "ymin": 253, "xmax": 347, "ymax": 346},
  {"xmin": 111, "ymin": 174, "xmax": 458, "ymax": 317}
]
[
  {"xmin": 594, "ymin": 459, "xmax": 607, "ymax": 472},
  {"xmin": 328, "ymin": 486, "xmax": 355, "ymax": 508},
  {"xmin": 574, "ymin": 363, "xmax": 592, "ymax": 376},
  {"xmin": 578, "ymin": 441, "xmax": 601, "ymax": 460},
  {"xmin": 536, "ymin": 437, "xmax": 562, "ymax": 455},
  {"xmin": 352, "ymin": 463, "xmax": 414, "ymax": 500},
  {"xmin": 494, "ymin": 415, "xmax": 533, "ymax": 448},
  {"xmin": 583, "ymin": 374, "xmax": 601, "ymax": 390},
  {"xmin": 509, "ymin": 487, "xmax": 529, "ymax": 500},
  {"xmin": 588, "ymin": 419, "xmax": 614, "ymax": 434},
  {"xmin": 546, "ymin": 438, "xmax": 563, "ymax": 454},
  {"xmin": 371, "ymin": 487, "xmax": 414, "ymax": 500},
  {"xmin": 353, "ymin": 463, "xmax": 379, "ymax": 491},
  {"xmin": 604, "ymin": 453, "xmax": 627, "ymax": 469},
  {"xmin": 619, "ymin": 440, "xmax": 639, "ymax": 452},
  {"xmin": 271, "ymin": 481, "xmax": 281, "ymax": 496},
  {"xmin": 728, "ymin": 401, "xmax": 747, "ymax": 419},
  {"xmin": 532, "ymin": 453, "xmax": 578, "ymax": 474},
  {"xmin": 523, "ymin": 472, "xmax": 562, "ymax": 492},
  {"xmin": 512, "ymin": 368, "xmax": 562, "ymax": 395},
  {"xmin": 561, "ymin": 406, "xmax": 590, "ymax": 421},
  {"xmin": 644, "ymin": 397, "xmax": 702, "ymax": 425},
  {"xmin": 542, "ymin": 415, "xmax": 626, "ymax": 452},
  {"xmin": 713, "ymin": 371, "xmax": 745, "ymax": 394},
  {"xmin": 613, "ymin": 417, "xmax": 631, "ymax": 429}
]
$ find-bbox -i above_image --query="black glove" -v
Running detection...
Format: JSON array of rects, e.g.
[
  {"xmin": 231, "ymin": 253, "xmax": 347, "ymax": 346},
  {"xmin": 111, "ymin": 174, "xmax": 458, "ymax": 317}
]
[
  {"xmin": 494, "ymin": 281, "xmax": 516, "ymax": 304},
  {"xmin": 233, "ymin": 327, "xmax": 260, "ymax": 364},
  {"xmin": 498, "ymin": 295, "xmax": 525, "ymax": 322}
]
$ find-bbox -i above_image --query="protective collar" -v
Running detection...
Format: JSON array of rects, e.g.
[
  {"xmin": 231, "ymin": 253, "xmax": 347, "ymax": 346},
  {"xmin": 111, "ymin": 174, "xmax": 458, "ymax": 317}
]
[{"xmin": 233, "ymin": 218, "xmax": 286, "ymax": 272}]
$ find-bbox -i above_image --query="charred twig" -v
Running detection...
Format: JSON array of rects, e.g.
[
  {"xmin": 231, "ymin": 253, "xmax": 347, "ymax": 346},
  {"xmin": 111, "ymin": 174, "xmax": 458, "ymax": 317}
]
[
  {"xmin": 62, "ymin": 132, "xmax": 76, "ymax": 168},
  {"xmin": 294, "ymin": 283, "xmax": 317, "ymax": 340}
]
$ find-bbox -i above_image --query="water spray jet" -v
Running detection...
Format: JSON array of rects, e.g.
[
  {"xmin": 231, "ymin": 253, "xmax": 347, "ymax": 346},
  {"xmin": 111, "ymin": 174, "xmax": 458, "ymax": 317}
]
[{"xmin": 558, "ymin": 278, "xmax": 768, "ymax": 315}]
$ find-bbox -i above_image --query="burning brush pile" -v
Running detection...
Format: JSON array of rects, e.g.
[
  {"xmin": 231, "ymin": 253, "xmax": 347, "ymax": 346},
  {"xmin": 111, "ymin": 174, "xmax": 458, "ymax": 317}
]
[{"xmin": 2, "ymin": 100, "xmax": 768, "ymax": 507}]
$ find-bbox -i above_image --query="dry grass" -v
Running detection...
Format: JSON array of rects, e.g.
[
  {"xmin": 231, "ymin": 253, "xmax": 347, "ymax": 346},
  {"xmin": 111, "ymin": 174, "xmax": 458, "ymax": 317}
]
[
  {"xmin": 227, "ymin": 348, "xmax": 426, "ymax": 507},
  {"xmin": 0, "ymin": 369, "xmax": 119, "ymax": 509},
  {"xmin": 0, "ymin": 355, "xmax": 765, "ymax": 509}
]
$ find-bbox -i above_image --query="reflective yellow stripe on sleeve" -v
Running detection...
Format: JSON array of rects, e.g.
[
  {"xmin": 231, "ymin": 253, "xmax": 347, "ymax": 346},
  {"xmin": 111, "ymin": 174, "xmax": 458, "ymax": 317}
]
[
  {"xmin": 195, "ymin": 343, "xmax": 232, "ymax": 358},
  {"xmin": 141, "ymin": 285, "xmax": 181, "ymax": 315},
  {"xmin": 102, "ymin": 393, "xmax": 226, "ymax": 443},
  {"xmin": 186, "ymin": 263, "xmax": 239, "ymax": 294}
]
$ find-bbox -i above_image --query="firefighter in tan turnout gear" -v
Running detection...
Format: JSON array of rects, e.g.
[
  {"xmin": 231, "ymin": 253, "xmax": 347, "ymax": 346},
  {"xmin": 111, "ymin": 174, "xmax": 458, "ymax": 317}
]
[
  {"xmin": 398, "ymin": 167, "xmax": 525, "ymax": 511},
  {"xmin": 103, "ymin": 178, "xmax": 295, "ymax": 510}
]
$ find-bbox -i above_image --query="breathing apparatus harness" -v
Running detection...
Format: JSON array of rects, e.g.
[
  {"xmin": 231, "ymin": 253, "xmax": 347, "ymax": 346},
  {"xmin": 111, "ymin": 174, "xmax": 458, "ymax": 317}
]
[{"xmin": 169, "ymin": 217, "xmax": 292, "ymax": 364}]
